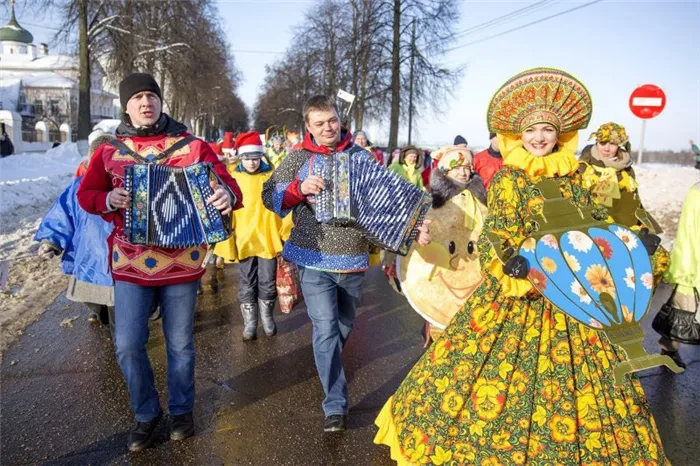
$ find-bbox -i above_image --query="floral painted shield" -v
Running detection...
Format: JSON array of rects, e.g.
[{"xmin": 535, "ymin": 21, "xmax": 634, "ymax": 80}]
[{"xmin": 492, "ymin": 179, "xmax": 683, "ymax": 386}]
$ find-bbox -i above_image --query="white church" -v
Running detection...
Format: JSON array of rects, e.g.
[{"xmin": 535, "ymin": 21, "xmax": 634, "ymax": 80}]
[{"xmin": 0, "ymin": 0, "xmax": 118, "ymax": 152}]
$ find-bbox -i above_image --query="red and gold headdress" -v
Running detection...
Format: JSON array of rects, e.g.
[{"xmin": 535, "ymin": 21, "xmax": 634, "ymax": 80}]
[{"xmin": 487, "ymin": 67, "xmax": 593, "ymax": 135}]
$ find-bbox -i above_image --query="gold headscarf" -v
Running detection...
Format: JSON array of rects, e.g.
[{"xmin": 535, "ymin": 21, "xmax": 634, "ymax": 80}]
[{"xmin": 589, "ymin": 122, "xmax": 631, "ymax": 152}]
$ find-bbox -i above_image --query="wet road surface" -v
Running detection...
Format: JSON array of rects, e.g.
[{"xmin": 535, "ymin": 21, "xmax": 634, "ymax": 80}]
[{"xmin": 2, "ymin": 266, "xmax": 699, "ymax": 465}]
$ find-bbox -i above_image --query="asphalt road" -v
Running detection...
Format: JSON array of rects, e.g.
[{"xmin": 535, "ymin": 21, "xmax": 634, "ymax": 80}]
[{"xmin": 1, "ymin": 266, "xmax": 698, "ymax": 465}]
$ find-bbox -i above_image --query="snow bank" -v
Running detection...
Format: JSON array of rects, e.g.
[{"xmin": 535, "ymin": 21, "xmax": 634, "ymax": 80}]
[
  {"xmin": 635, "ymin": 164, "xmax": 699, "ymax": 214},
  {"xmin": 0, "ymin": 142, "xmax": 85, "ymax": 215},
  {"xmin": 635, "ymin": 164, "xmax": 700, "ymax": 249}
]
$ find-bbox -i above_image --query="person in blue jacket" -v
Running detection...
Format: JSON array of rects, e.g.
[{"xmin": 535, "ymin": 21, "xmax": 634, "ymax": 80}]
[{"xmin": 35, "ymin": 132, "xmax": 116, "ymax": 328}]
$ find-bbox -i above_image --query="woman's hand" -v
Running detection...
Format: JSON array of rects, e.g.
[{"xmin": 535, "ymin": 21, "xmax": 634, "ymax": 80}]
[{"xmin": 638, "ymin": 227, "xmax": 661, "ymax": 256}]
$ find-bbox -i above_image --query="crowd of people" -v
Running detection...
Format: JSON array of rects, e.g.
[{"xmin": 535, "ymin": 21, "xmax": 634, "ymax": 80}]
[{"xmin": 33, "ymin": 67, "xmax": 699, "ymax": 465}]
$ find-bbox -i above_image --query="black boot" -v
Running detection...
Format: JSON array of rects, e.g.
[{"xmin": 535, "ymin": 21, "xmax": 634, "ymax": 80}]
[
  {"xmin": 170, "ymin": 412, "xmax": 195, "ymax": 441},
  {"xmin": 127, "ymin": 410, "xmax": 162, "ymax": 452},
  {"xmin": 240, "ymin": 302, "xmax": 258, "ymax": 341},
  {"xmin": 259, "ymin": 298, "xmax": 277, "ymax": 337},
  {"xmin": 323, "ymin": 414, "xmax": 347, "ymax": 433}
]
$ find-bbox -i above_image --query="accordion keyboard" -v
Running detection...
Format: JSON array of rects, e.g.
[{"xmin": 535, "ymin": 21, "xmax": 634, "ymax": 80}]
[
  {"xmin": 312, "ymin": 150, "xmax": 431, "ymax": 255},
  {"xmin": 124, "ymin": 162, "xmax": 232, "ymax": 248}
]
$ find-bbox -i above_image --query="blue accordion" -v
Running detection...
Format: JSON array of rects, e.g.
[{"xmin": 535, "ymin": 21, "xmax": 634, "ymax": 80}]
[
  {"xmin": 312, "ymin": 150, "xmax": 432, "ymax": 255},
  {"xmin": 123, "ymin": 162, "xmax": 233, "ymax": 248}
]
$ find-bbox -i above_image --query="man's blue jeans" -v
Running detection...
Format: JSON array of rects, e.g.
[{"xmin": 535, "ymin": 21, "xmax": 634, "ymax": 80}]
[
  {"xmin": 114, "ymin": 280, "xmax": 199, "ymax": 422},
  {"xmin": 299, "ymin": 267, "xmax": 365, "ymax": 417}
]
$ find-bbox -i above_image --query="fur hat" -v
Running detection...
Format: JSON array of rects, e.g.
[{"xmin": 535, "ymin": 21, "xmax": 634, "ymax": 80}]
[{"xmin": 399, "ymin": 145, "xmax": 424, "ymax": 168}]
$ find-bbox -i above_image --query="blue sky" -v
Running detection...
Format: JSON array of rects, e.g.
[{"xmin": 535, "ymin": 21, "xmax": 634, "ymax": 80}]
[{"xmin": 7, "ymin": 0, "xmax": 700, "ymax": 150}]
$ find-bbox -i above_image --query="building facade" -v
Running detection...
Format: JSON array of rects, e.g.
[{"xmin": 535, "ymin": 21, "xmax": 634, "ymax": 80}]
[{"xmin": 0, "ymin": 1, "xmax": 118, "ymax": 150}]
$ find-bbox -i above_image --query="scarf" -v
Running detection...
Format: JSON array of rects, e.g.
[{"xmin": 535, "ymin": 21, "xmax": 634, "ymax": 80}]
[
  {"xmin": 116, "ymin": 113, "xmax": 188, "ymax": 138},
  {"xmin": 301, "ymin": 128, "xmax": 353, "ymax": 155}
]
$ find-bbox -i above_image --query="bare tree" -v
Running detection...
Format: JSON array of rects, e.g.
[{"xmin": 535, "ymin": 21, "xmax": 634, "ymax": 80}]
[
  {"xmin": 22, "ymin": 0, "xmax": 245, "ymax": 140},
  {"xmin": 252, "ymin": 0, "xmax": 461, "ymax": 146}
]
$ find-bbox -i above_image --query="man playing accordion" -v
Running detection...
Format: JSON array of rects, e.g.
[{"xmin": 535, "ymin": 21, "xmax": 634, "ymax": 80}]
[
  {"xmin": 78, "ymin": 73, "xmax": 243, "ymax": 452},
  {"xmin": 262, "ymin": 95, "xmax": 430, "ymax": 433}
]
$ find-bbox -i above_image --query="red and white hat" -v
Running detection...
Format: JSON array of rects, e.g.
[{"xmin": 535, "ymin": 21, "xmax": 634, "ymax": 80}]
[
  {"xmin": 221, "ymin": 132, "xmax": 235, "ymax": 155},
  {"xmin": 234, "ymin": 131, "xmax": 264, "ymax": 158}
]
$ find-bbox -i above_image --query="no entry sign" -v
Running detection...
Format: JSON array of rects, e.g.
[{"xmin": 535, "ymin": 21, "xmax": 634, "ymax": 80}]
[{"xmin": 629, "ymin": 84, "xmax": 666, "ymax": 119}]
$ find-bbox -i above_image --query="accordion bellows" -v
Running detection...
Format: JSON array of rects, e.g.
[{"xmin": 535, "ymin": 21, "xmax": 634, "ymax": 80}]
[
  {"xmin": 312, "ymin": 151, "xmax": 431, "ymax": 255},
  {"xmin": 124, "ymin": 162, "xmax": 233, "ymax": 248}
]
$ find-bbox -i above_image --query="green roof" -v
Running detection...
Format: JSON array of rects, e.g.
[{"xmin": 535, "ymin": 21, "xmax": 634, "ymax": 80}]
[{"xmin": 0, "ymin": 4, "xmax": 33, "ymax": 44}]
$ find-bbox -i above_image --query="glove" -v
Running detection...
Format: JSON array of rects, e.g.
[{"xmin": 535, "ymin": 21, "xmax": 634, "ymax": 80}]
[
  {"xmin": 38, "ymin": 243, "xmax": 61, "ymax": 260},
  {"xmin": 503, "ymin": 255, "xmax": 529, "ymax": 279},
  {"xmin": 638, "ymin": 228, "xmax": 661, "ymax": 256}
]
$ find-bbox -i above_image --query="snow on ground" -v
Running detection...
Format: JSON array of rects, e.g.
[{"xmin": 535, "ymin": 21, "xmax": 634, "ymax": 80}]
[
  {"xmin": 634, "ymin": 164, "xmax": 700, "ymax": 249},
  {"xmin": 0, "ymin": 143, "xmax": 86, "ymax": 355},
  {"xmin": 0, "ymin": 150, "xmax": 698, "ymax": 354},
  {"xmin": 0, "ymin": 142, "xmax": 85, "ymax": 215}
]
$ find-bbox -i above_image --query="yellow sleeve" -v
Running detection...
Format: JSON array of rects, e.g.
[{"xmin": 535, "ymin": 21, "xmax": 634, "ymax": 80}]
[{"xmin": 478, "ymin": 169, "xmax": 533, "ymax": 297}]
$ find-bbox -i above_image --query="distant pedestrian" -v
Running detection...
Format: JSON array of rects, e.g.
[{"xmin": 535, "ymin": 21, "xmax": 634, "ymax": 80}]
[
  {"xmin": 690, "ymin": 139, "xmax": 700, "ymax": 170},
  {"xmin": 453, "ymin": 134, "xmax": 467, "ymax": 149},
  {"xmin": 0, "ymin": 123, "xmax": 14, "ymax": 157}
]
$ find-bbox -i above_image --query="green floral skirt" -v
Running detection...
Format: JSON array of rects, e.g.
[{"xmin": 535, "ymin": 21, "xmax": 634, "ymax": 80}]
[{"xmin": 374, "ymin": 275, "xmax": 669, "ymax": 465}]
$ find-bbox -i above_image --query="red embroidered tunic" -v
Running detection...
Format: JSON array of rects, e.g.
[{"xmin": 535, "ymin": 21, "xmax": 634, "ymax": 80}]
[{"xmin": 77, "ymin": 133, "xmax": 243, "ymax": 286}]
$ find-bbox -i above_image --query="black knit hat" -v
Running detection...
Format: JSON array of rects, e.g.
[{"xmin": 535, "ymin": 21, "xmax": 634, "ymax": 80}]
[
  {"xmin": 119, "ymin": 73, "xmax": 162, "ymax": 109},
  {"xmin": 453, "ymin": 135, "xmax": 467, "ymax": 146}
]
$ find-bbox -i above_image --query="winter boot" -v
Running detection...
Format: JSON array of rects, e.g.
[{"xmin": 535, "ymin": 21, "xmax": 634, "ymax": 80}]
[
  {"xmin": 259, "ymin": 299, "xmax": 277, "ymax": 337},
  {"xmin": 240, "ymin": 302, "xmax": 258, "ymax": 341}
]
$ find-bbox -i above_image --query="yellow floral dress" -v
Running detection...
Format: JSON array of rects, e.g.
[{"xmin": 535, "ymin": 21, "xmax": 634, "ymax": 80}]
[{"xmin": 374, "ymin": 150, "xmax": 669, "ymax": 466}]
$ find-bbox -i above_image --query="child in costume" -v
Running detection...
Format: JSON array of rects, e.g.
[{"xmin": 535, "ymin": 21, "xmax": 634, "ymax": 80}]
[
  {"xmin": 388, "ymin": 145, "xmax": 424, "ymax": 189},
  {"xmin": 397, "ymin": 145, "xmax": 487, "ymax": 347},
  {"xmin": 374, "ymin": 68, "xmax": 669, "ymax": 465},
  {"xmin": 213, "ymin": 131, "xmax": 291, "ymax": 340},
  {"xmin": 36, "ymin": 132, "xmax": 116, "ymax": 328}
]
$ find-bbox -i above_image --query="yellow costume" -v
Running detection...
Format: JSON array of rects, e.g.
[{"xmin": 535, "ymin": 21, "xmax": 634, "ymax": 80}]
[
  {"xmin": 398, "ymin": 146, "xmax": 487, "ymax": 336},
  {"xmin": 374, "ymin": 68, "xmax": 668, "ymax": 465},
  {"xmin": 266, "ymin": 147, "xmax": 287, "ymax": 169},
  {"xmin": 213, "ymin": 168, "xmax": 292, "ymax": 262}
]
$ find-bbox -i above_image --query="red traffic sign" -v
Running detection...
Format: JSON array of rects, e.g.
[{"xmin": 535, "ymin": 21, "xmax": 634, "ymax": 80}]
[{"xmin": 629, "ymin": 84, "xmax": 666, "ymax": 119}]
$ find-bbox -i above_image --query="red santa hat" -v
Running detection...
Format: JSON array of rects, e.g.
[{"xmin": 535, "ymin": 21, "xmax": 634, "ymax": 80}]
[
  {"xmin": 221, "ymin": 132, "xmax": 235, "ymax": 155},
  {"xmin": 234, "ymin": 131, "xmax": 264, "ymax": 158}
]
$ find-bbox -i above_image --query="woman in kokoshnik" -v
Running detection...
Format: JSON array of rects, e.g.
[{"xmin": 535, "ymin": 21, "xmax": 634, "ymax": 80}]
[{"xmin": 373, "ymin": 68, "xmax": 669, "ymax": 465}]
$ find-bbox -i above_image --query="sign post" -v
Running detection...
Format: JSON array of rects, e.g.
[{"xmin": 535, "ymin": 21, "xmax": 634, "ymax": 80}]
[{"xmin": 629, "ymin": 84, "xmax": 666, "ymax": 165}]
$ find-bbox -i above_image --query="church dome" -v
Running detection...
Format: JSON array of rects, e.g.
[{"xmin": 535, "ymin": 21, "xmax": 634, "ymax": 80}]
[{"xmin": 0, "ymin": 2, "xmax": 34, "ymax": 44}]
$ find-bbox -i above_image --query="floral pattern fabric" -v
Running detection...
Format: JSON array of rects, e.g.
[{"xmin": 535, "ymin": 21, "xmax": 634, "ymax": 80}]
[
  {"xmin": 487, "ymin": 68, "xmax": 593, "ymax": 135},
  {"xmin": 588, "ymin": 122, "xmax": 630, "ymax": 149},
  {"xmin": 374, "ymin": 166, "xmax": 669, "ymax": 466}
]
